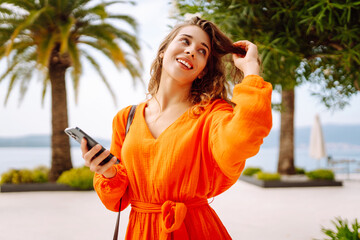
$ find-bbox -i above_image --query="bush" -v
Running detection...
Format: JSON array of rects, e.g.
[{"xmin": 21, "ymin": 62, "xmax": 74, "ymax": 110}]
[
  {"xmin": 256, "ymin": 172, "xmax": 281, "ymax": 181},
  {"xmin": 57, "ymin": 166, "xmax": 94, "ymax": 190},
  {"xmin": 295, "ymin": 167, "xmax": 306, "ymax": 174},
  {"xmin": 1, "ymin": 169, "xmax": 21, "ymax": 184},
  {"xmin": 243, "ymin": 167, "xmax": 262, "ymax": 176},
  {"xmin": 31, "ymin": 166, "xmax": 49, "ymax": 183},
  {"xmin": 306, "ymin": 169, "xmax": 335, "ymax": 180},
  {"xmin": 0, "ymin": 166, "xmax": 49, "ymax": 184},
  {"xmin": 319, "ymin": 217, "xmax": 360, "ymax": 240}
]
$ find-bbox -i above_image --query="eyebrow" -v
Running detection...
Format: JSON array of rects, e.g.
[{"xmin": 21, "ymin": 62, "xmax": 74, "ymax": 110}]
[{"xmin": 179, "ymin": 34, "xmax": 210, "ymax": 52}]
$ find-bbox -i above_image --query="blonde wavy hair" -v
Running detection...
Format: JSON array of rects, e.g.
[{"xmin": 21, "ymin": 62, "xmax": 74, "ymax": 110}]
[{"xmin": 148, "ymin": 17, "xmax": 244, "ymax": 115}]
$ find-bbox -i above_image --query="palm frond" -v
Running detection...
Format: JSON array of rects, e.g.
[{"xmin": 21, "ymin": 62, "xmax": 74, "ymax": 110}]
[
  {"xmin": 41, "ymin": 72, "xmax": 50, "ymax": 106},
  {"xmin": 0, "ymin": 0, "xmax": 37, "ymax": 11},
  {"xmin": 6, "ymin": 6, "xmax": 48, "ymax": 56},
  {"xmin": 82, "ymin": 51, "xmax": 117, "ymax": 106},
  {"xmin": 67, "ymin": 39, "xmax": 82, "ymax": 102},
  {"xmin": 0, "ymin": 59, "xmax": 18, "ymax": 83},
  {"xmin": 36, "ymin": 33, "xmax": 56, "ymax": 67},
  {"xmin": 18, "ymin": 63, "xmax": 36, "ymax": 105},
  {"xmin": 110, "ymin": 28, "xmax": 140, "ymax": 53},
  {"xmin": 78, "ymin": 24, "xmax": 128, "ymax": 65},
  {"xmin": 103, "ymin": 1, "xmax": 136, "ymax": 7},
  {"xmin": 124, "ymin": 55, "xmax": 143, "ymax": 86},
  {"xmin": 4, "ymin": 72, "xmax": 18, "ymax": 106},
  {"xmin": 85, "ymin": 3, "xmax": 107, "ymax": 20},
  {"xmin": 59, "ymin": 16, "xmax": 75, "ymax": 53},
  {"xmin": 107, "ymin": 14, "xmax": 138, "ymax": 31},
  {"xmin": 0, "ymin": 6, "xmax": 13, "ymax": 15}
]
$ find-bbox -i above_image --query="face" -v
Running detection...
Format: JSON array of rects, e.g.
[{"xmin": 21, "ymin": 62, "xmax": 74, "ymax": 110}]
[{"xmin": 160, "ymin": 25, "xmax": 211, "ymax": 85}]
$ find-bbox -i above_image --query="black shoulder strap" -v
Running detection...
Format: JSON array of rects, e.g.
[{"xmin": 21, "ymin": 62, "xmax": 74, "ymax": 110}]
[
  {"xmin": 113, "ymin": 104, "xmax": 137, "ymax": 240},
  {"xmin": 125, "ymin": 105, "xmax": 137, "ymax": 135}
]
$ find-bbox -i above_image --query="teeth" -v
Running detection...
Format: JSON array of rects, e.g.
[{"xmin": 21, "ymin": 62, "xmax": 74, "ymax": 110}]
[{"xmin": 177, "ymin": 59, "xmax": 192, "ymax": 69}]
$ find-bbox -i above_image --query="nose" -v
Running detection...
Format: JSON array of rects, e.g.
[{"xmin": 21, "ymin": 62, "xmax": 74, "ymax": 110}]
[{"xmin": 185, "ymin": 48, "xmax": 195, "ymax": 58}]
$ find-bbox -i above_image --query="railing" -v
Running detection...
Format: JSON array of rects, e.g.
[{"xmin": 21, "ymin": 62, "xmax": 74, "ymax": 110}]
[{"xmin": 327, "ymin": 156, "xmax": 360, "ymax": 179}]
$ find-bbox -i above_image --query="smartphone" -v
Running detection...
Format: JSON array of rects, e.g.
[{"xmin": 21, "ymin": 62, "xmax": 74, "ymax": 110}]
[{"xmin": 64, "ymin": 127, "xmax": 119, "ymax": 165}]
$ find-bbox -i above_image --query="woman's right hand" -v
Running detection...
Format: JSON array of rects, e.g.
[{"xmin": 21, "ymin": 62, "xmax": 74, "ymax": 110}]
[
  {"xmin": 232, "ymin": 40, "xmax": 260, "ymax": 77},
  {"xmin": 81, "ymin": 138, "xmax": 117, "ymax": 178}
]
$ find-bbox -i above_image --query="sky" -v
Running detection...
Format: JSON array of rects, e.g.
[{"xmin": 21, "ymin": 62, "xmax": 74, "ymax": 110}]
[{"xmin": 0, "ymin": 0, "xmax": 359, "ymax": 139}]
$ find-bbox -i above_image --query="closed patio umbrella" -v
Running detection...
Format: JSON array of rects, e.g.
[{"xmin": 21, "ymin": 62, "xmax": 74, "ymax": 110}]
[{"xmin": 309, "ymin": 114, "xmax": 327, "ymax": 161}]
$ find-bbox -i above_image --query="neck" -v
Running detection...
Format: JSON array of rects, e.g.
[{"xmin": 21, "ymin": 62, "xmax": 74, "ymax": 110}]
[{"xmin": 153, "ymin": 75, "xmax": 192, "ymax": 111}]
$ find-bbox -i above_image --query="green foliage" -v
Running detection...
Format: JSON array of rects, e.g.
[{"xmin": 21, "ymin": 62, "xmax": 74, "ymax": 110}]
[
  {"xmin": 319, "ymin": 217, "xmax": 360, "ymax": 240},
  {"xmin": 57, "ymin": 166, "xmax": 94, "ymax": 190},
  {"xmin": 0, "ymin": 0, "xmax": 142, "ymax": 105},
  {"xmin": 174, "ymin": 0, "xmax": 360, "ymax": 109},
  {"xmin": 256, "ymin": 172, "xmax": 281, "ymax": 181},
  {"xmin": 0, "ymin": 166, "xmax": 49, "ymax": 184},
  {"xmin": 31, "ymin": 166, "xmax": 49, "ymax": 183},
  {"xmin": 295, "ymin": 167, "xmax": 306, "ymax": 175},
  {"xmin": 306, "ymin": 169, "xmax": 335, "ymax": 180},
  {"xmin": 242, "ymin": 167, "xmax": 262, "ymax": 176}
]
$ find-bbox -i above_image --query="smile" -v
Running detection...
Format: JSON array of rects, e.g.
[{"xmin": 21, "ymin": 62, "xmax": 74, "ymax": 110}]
[{"xmin": 176, "ymin": 58, "xmax": 193, "ymax": 69}]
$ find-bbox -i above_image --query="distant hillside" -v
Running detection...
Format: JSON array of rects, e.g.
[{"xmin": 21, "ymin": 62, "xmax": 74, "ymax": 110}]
[
  {"xmin": 0, "ymin": 124, "xmax": 359, "ymax": 148},
  {"xmin": 262, "ymin": 124, "xmax": 360, "ymax": 148},
  {"xmin": 0, "ymin": 135, "xmax": 111, "ymax": 147}
]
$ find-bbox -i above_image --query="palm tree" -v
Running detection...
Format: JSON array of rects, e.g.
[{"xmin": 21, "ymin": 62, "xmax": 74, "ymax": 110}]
[{"xmin": 0, "ymin": 0, "xmax": 142, "ymax": 181}]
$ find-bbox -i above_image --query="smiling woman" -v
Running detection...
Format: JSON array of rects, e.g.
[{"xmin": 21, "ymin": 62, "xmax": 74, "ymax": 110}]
[{"xmin": 76, "ymin": 16, "xmax": 273, "ymax": 239}]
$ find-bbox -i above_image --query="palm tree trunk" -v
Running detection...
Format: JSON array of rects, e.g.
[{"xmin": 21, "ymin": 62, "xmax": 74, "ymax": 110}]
[
  {"xmin": 48, "ymin": 55, "xmax": 72, "ymax": 182},
  {"xmin": 277, "ymin": 88, "xmax": 296, "ymax": 175}
]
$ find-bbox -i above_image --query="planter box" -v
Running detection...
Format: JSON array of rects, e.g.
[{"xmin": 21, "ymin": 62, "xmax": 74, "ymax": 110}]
[
  {"xmin": 0, "ymin": 183, "xmax": 93, "ymax": 192},
  {"xmin": 239, "ymin": 175, "xmax": 343, "ymax": 188}
]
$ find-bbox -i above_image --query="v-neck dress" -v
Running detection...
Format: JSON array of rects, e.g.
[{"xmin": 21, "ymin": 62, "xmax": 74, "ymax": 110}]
[{"xmin": 94, "ymin": 75, "xmax": 273, "ymax": 239}]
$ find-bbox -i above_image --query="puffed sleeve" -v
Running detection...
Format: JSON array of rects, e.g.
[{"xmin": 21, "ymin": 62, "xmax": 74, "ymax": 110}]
[
  {"xmin": 209, "ymin": 75, "xmax": 273, "ymax": 180},
  {"xmin": 93, "ymin": 106, "xmax": 132, "ymax": 212}
]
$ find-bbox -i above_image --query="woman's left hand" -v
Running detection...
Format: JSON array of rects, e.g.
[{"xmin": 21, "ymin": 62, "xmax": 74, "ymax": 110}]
[{"xmin": 232, "ymin": 40, "xmax": 260, "ymax": 77}]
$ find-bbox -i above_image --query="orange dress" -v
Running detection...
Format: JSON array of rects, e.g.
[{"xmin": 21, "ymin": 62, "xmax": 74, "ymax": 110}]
[{"xmin": 94, "ymin": 75, "xmax": 273, "ymax": 239}]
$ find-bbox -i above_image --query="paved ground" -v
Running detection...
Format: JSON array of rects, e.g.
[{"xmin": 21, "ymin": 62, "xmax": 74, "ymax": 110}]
[{"xmin": 1, "ymin": 176, "xmax": 359, "ymax": 240}]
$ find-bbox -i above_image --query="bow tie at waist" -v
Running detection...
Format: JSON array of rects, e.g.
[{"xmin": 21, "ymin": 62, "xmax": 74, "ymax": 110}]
[{"xmin": 131, "ymin": 198, "xmax": 208, "ymax": 240}]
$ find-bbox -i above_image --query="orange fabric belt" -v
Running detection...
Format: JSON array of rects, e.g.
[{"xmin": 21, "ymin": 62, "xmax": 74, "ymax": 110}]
[{"xmin": 131, "ymin": 198, "xmax": 208, "ymax": 240}]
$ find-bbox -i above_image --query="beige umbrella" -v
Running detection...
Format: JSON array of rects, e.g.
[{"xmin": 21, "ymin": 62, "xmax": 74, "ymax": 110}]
[{"xmin": 309, "ymin": 114, "xmax": 327, "ymax": 160}]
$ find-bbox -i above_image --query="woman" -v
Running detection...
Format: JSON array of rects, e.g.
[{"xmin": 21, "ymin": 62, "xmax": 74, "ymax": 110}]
[{"xmin": 81, "ymin": 17, "xmax": 272, "ymax": 239}]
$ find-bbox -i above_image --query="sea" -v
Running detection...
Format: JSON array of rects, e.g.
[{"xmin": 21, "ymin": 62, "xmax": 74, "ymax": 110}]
[{"xmin": 0, "ymin": 146, "xmax": 360, "ymax": 175}]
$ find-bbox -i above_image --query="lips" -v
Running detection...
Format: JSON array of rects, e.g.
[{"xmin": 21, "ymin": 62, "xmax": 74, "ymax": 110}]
[{"xmin": 176, "ymin": 57, "xmax": 193, "ymax": 69}]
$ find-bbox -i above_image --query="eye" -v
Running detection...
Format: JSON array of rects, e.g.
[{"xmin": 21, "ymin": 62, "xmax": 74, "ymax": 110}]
[
  {"xmin": 180, "ymin": 38, "xmax": 190, "ymax": 45},
  {"xmin": 199, "ymin": 49, "xmax": 207, "ymax": 55}
]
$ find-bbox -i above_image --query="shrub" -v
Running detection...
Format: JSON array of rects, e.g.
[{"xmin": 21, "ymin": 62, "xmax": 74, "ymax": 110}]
[
  {"xmin": 242, "ymin": 167, "xmax": 262, "ymax": 176},
  {"xmin": 57, "ymin": 166, "xmax": 94, "ymax": 190},
  {"xmin": 1, "ymin": 169, "xmax": 21, "ymax": 184},
  {"xmin": 0, "ymin": 166, "xmax": 50, "ymax": 184},
  {"xmin": 319, "ymin": 217, "xmax": 360, "ymax": 240},
  {"xmin": 256, "ymin": 172, "xmax": 281, "ymax": 181},
  {"xmin": 306, "ymin": 169, "xmax": 335, "ymax": 180},
  {"xmin": 295, "ymin": 167, "xmax": 306, "ymax": 174},
  {"xmin": 31, "ymin": 166, "xmax": 49, "ymax": 183},
  {"xmin": 1, "ymin": 169, "xmax": 32, "ymax": 184},
  {"xmin": 18, "ymin": 169, "xmax": 33, "ymax": 183}
]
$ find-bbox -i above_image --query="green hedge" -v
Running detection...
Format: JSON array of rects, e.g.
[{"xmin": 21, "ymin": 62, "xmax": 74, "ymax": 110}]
[
  {"xmin": 57, "ymin": 166, "xmax": 94, "ymax": 190},
  {"xmin": 0, "ymin": 166, "xmax": 49, "ymax": 184},
  {"xmin": 243, "ymin": 167, "xmax": 262, "ymax": 176},
  {"xmin": 256, "ymin": 172, "xmax": 281, "ymax": 181},
  {"xmin": 306, "ymin": 169, "xmax": 335, "ymax": 180},
  {"xmin": 295, "ymin": 167, "xmax": 306, "ymax": 174}
]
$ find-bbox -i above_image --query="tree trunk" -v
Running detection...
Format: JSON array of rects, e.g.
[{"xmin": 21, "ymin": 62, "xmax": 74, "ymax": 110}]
[
  {"xmin": 277, "ymin": 88, "xmax": 296, "ymax": 175},
  {"xmin": 48, "ymin": 51, "xmax": 72, "ymax": 182}
]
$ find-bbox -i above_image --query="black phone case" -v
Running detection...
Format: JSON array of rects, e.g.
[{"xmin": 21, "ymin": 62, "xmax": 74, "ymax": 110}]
[{"xmin": 64, "ymin": 127, "xmax": 119, "ymax": 165}]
